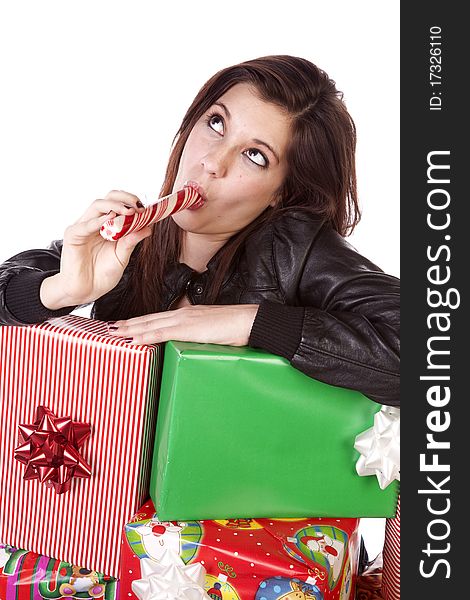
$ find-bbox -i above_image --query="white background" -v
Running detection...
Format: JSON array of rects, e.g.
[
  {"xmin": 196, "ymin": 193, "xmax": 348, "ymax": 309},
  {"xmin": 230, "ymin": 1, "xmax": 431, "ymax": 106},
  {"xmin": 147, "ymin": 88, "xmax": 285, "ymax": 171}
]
[{"xmin": 0, "ymin": 1, "xmax": 399, "ymax": 559}]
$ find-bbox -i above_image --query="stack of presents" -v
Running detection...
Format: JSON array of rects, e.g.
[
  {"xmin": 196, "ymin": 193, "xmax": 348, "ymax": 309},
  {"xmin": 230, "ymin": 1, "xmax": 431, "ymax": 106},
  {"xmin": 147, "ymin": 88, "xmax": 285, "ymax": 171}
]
[{"xmin": 0, "ymin": 316, "xmax": 399, "ymax": 600}]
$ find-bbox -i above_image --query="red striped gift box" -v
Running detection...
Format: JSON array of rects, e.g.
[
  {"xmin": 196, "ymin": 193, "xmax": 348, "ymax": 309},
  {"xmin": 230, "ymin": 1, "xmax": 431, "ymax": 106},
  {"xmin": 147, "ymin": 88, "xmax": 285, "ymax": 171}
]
[
  {"xmin": 0, "ymin": 315, "xmax": 161, "ymax": 578},
  {"xmin": 382, "ymin": 495, "xmax": 400, "ymax": 600}
]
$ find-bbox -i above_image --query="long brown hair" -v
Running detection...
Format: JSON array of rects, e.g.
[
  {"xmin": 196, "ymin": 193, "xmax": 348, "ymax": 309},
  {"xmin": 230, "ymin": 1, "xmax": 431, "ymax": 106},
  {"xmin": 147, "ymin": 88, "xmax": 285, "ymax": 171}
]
[{"xmin": 121, "ymin": 55, "xmax": 360, "ymax": 317}]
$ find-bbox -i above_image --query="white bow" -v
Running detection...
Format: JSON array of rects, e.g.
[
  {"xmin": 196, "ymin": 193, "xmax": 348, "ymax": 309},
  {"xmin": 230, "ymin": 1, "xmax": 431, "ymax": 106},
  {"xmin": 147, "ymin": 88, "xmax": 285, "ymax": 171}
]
[
  {"xmin": 132, "ymin": 549, "xmax": 209, "ymax": 600},
  {"xmin": 354, "ymin": 406, "xmax": 400, "ymax": 489}
]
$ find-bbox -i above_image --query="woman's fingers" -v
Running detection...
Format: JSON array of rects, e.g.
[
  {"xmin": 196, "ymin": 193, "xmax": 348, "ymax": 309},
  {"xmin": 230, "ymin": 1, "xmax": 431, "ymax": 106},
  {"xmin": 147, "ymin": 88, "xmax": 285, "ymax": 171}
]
[
  {"xmin": 107, "ymin": 305, "xmax": 260, "ymax": 346},
  {"xmin": 110, "ymin": 310, "xmax": 174, "ymax": 328},
  {"xmin": 65, "ymin": 212, "xmax": 119, "ymax": 241},
  {"xmin": 68, "ymin": 203, "xmax": 152, "ymax": 245},
  {"xmin": 103, "ymin": 189, "xmax": 143, "ymax": 204},
  {"xmin": 77, "ymin": 192, "xmax": 145, "ymax": 222}
]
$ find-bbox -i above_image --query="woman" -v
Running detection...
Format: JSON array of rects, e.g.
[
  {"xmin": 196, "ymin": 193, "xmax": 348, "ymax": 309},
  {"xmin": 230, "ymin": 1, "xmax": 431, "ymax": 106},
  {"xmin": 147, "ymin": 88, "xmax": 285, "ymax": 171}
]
[{"xmin": 0, "ymin": 55, "xmax": 400, "ymax": 406}]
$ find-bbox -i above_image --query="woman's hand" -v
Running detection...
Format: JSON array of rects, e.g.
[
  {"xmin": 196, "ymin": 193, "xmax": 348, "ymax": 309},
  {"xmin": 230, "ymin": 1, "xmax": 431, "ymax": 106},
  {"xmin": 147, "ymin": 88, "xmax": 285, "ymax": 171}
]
[
  {"xmin": 40, "ymin": 190, "xmax": 152, "ymax": 309},
  {"xmin": 107, "ymin": 304, "xmax": 260, "ymax": 346}
]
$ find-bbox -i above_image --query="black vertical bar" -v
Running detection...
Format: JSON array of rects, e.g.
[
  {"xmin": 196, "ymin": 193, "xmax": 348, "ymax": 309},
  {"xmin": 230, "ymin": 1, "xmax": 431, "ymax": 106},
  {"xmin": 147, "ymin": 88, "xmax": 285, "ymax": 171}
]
[{"xmin": 401, "ymin": 2, "xmax": 466, "ymax": 597}]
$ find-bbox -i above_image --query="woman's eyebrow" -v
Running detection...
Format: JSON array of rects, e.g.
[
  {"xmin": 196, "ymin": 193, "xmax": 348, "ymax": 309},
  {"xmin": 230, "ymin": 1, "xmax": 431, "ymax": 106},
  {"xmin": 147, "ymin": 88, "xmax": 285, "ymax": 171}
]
[
  {"xmin": 214, "ymin": 101, "xmax": 280, "ymax": 163},
  {"xmin": 214, "ymin": 101, "xmax": 230, "ymax": 117}
]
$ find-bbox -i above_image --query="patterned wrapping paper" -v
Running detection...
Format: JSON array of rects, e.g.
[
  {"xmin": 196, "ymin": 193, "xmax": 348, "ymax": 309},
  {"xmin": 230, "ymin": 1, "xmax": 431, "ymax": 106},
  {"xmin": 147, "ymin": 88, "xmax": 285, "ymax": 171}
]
[
  {"xmin": 0, "ymin": 543, "xmax": 118, "ymax": 600},
  {"xmin": 0, "ymin": 316, "xmax": 162, "ymax": 578},
  {"xmin": 120, "ymin": 498, "xmax": 361, "ymax": 600}
]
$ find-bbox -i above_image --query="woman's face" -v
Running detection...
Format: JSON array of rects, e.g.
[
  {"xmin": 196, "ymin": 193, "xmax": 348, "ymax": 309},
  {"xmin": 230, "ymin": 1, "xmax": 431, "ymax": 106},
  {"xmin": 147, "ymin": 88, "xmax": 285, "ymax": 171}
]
[{"xmin": 172, "ymin": 83, "xmax": 291, "ymax": 239}]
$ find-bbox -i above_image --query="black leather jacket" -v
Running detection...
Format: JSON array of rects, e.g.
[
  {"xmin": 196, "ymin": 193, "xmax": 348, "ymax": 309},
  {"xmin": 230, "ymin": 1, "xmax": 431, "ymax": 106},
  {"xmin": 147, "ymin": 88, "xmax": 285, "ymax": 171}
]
[{"xmin": 0, "ymin": 210, "xmax": 400, "ymax": 406}]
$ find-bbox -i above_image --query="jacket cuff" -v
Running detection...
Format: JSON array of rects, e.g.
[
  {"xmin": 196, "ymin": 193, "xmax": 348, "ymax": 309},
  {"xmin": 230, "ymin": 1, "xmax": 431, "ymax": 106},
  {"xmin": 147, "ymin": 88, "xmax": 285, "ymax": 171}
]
[
  {"xmin": 5, "ymin": 270, "xmax": 76, "ymax": 324},
  {"xmin": 249, "ymin": 301, "xmax": 305, "ymax": 361}
]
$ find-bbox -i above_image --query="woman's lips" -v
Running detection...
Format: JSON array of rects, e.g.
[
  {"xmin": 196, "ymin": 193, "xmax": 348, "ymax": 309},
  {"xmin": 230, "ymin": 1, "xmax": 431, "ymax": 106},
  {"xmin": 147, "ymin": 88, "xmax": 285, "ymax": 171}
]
[{"xmin": 183, "ymin": 180, "xmax": 206, "ymax": 210}]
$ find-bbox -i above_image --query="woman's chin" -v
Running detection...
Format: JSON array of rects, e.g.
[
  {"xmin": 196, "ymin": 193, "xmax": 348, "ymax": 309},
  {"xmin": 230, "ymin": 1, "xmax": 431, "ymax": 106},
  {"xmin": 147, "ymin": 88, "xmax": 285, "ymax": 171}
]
[{"xmin": 171, "ymin": 211, "xmax": 208, "ymax": 233}]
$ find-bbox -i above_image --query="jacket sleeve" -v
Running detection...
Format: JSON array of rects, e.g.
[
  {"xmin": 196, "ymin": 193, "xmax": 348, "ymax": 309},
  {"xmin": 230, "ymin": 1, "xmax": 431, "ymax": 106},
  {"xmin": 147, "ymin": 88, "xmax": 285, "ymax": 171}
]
[
  {"xmin": 0, "ymin": 240, "xmax": 77, "ymax": 326},
  {"xmin": 249, "ymin": 223, "xmax": 400, "ymax": 406}
]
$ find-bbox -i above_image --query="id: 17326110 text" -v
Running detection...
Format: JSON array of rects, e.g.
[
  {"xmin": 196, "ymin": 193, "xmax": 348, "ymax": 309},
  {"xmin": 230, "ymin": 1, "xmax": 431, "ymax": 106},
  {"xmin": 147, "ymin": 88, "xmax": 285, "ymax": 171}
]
[{"xmin": 429, "ymin": 25, "xmax": 443, "ymax": 111}]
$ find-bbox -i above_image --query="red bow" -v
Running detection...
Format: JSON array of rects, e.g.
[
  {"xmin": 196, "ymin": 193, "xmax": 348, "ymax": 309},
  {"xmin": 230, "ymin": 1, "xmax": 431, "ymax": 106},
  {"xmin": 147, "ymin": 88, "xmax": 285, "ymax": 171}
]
[{"xmin": 14, "ymin": 406, "xmax": 92, "ymax": 494}]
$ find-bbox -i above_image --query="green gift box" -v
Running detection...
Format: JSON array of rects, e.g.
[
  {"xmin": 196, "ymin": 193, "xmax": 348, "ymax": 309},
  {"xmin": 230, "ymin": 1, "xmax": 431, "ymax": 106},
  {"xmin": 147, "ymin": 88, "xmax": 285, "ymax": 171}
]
[{"xmin": 150, "ymin": 341, "xmax": 398, "ymax": 520}]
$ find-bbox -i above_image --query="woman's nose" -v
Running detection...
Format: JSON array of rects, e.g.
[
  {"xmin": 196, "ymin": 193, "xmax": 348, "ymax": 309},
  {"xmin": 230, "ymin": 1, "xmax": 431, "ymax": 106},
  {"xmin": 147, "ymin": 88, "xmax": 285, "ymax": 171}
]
[{"xmin": 201, "ymin": 147, "xmax": 228, "ymax": 177}]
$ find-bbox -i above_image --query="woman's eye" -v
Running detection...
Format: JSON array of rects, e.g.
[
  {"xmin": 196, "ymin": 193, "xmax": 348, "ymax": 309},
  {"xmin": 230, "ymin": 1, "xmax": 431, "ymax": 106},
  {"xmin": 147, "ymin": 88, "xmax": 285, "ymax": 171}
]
[
  {"xmin": 245, "ymin": 148, "xmax": 268, "ymax": 168},
  {"xmin": 208, "ymin": 114, "xmax": 224, "ymax": 134}
]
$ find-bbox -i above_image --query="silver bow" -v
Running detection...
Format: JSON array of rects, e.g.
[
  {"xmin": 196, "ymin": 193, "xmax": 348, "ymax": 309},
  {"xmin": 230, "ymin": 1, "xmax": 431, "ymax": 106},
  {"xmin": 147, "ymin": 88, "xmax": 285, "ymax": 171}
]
[
  {"xmin": 354, "ymin": 406, "xmax": 400, "ymax": 489},
  {"xmin": 132, "ymin": 549, "xmax": 209, "ymax": 600}
]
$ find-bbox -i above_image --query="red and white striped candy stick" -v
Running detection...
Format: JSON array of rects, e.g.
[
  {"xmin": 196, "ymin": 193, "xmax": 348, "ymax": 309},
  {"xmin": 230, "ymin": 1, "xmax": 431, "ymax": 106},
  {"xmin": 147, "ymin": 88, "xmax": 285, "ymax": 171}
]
[{"xmin": 99, "ymin": 186, "xmax": 204, "ymax": 241}]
